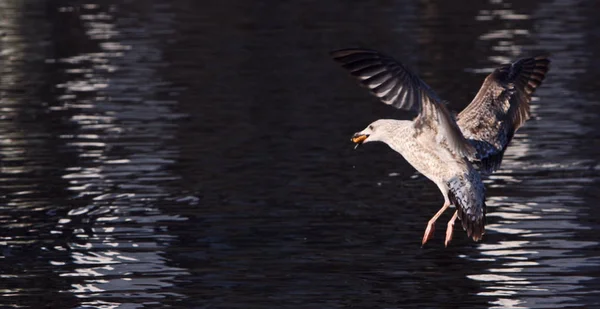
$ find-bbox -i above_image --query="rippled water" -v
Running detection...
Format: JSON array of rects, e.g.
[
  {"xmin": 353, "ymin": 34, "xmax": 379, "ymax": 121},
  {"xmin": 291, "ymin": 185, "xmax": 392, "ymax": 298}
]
[{"xmin": 0, "ymin": 1, "xmax": 599, "ymax": 308}]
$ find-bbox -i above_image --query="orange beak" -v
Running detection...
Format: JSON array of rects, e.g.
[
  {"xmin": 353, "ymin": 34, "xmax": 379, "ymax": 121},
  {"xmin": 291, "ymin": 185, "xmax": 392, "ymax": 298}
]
[{"xmin": 351, "ymin": 134, "xmax": 368, "ymax": 144}]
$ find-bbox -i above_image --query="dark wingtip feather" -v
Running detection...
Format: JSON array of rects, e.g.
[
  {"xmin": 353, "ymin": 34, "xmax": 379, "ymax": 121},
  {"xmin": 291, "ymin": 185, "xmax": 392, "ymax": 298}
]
[
  {"xmin": 328, "ymin": 48, "xmax": 425, "ymax": 111},
  {"xmin": 330, "ymin": 48, "xmax": 377, "ymax": 57},
  {"xmin": 329, "ymin": 48, "xmax": 380, "ymax": 65},
  {"xmin": 509, "ymin": 56, "xmax": 550, "ymax": 131}
]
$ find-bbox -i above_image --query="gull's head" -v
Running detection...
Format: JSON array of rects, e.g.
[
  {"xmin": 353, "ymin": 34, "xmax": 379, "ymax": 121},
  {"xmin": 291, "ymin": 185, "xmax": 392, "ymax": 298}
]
[{"xmin": 351, "ymin": 119, "xmax": 396, "ymax": 147}]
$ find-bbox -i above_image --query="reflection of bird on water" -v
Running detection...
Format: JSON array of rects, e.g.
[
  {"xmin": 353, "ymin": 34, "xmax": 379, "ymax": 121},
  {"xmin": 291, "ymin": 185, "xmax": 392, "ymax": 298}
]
[{"xmin": 331, "ymin": 49, "xmax": 550, "ymax": 246}]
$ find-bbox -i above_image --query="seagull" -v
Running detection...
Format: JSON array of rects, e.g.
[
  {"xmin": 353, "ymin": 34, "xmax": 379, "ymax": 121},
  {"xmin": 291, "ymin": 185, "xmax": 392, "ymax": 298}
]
[{"xmin": 331, "ymin": 49, "xmax": 550, "ymax": 246}]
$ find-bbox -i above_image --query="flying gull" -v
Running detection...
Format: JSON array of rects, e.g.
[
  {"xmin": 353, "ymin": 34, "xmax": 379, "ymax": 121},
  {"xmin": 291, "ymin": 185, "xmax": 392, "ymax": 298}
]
[{"xmin": 331, "ymin": 49, "xmax": 550, "ymax": 246}]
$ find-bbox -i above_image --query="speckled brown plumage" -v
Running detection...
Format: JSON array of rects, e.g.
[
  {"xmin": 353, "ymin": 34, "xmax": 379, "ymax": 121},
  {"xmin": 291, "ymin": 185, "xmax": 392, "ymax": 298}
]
[{"xmin": 457, "ymin": 56, "xmax": 550, "ymax": 174}]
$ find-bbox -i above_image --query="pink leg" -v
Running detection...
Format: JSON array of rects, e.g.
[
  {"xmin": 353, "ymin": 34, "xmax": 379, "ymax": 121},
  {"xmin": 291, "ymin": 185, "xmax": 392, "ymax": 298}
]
[
  {"xmin": 422, "ymin": 202, "xmax": 450, "ymax": 246},
  {"xmin": 445, "ymin": 211, "xmax": 459, "ymax": 247}
]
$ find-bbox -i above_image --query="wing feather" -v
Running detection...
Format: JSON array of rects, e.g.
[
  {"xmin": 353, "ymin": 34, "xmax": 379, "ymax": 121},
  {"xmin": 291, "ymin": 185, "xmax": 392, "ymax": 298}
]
[
  {"xmin": 331, "ymin": 48, "xmax": 475, "ymax": 158},
  {"xmin": 457, "ymin": 56, "xmax": 550, "ymax": 173}
]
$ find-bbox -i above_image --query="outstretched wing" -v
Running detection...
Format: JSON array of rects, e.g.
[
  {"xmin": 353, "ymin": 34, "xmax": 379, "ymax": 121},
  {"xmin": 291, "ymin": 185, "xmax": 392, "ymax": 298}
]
[
  {"xmin": 457, "ymin": 56, "xmax": 550, "ymax": 173},
  {"xmin": 331, "ymin": 48, "xmax": 475, "ymax": 158}
]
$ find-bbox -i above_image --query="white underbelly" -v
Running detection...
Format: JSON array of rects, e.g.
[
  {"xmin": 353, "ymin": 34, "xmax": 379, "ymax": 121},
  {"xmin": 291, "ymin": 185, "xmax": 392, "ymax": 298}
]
[{"xmin": 389, "ymin": 137, "xmax": 463, "ymax": 184}]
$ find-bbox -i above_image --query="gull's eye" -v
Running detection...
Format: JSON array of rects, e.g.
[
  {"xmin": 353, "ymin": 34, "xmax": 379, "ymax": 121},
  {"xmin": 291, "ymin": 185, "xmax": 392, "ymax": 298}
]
[{"xmin": 369, "ymin": 125, "xmax": 374, "ymax": 130}]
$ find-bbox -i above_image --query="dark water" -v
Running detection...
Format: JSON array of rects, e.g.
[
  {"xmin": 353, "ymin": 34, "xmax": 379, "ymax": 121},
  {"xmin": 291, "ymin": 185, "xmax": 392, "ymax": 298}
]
[{"xmin": 0, "ymin": 1, "xmax": 599, "ymax": 308}]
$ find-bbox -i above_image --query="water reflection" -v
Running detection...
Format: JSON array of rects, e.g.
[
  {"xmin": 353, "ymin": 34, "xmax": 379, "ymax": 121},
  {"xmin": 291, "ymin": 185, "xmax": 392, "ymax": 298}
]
[
  {"xmin": 464, "ymin": 1, "xmax": 600, "ymax": 308},
  {"xmin": 50, "ymin": 3, "xmax": 190, "ymax": 307},
  {"xmin": 0, "ymin": 2, "xmax": 193, "ymax": 308},
  {"xmin": 1, "ymin": 0, "xmax": 599, "ymax": 308}
]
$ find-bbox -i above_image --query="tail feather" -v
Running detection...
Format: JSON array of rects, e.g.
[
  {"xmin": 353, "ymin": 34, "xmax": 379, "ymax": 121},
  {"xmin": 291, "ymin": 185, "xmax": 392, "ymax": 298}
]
[{"xmin": 447, "ymin": 173, "xmax": 486, "ymax": 241}]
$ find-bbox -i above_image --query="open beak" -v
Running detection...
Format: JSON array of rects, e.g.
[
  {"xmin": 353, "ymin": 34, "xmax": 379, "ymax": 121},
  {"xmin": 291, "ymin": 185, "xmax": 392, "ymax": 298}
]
[{"xmin": 351, "ymin": 133, "xmax": 369, "ymax": 148}]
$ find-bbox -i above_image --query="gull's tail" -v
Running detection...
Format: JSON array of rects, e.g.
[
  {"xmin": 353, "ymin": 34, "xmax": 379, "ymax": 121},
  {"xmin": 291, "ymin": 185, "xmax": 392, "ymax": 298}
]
[{"xmin": 447, "ymin": 171, "xmax": 486, "ymax": 241}]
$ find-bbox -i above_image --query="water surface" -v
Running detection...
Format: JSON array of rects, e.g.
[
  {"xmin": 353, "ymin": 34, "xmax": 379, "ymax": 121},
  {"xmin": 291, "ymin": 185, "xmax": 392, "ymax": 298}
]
[{"xmin": 0, "ymin": 1, "xmax": 599, "ymax": 308}]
